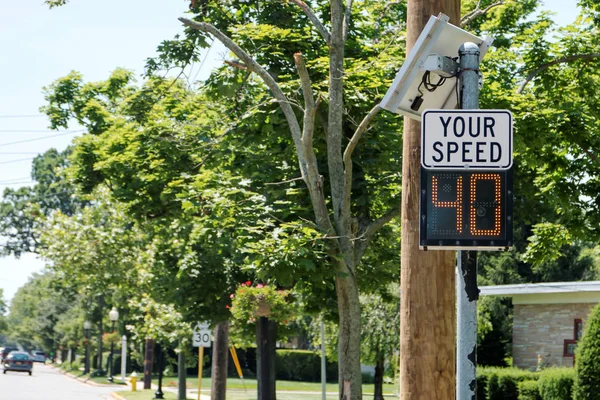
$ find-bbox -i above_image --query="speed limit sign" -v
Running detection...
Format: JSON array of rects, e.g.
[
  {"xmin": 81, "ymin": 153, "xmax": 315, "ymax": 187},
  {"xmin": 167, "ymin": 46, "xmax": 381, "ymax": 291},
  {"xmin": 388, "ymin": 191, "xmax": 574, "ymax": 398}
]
[{"xmin": 193, "ymin": 322, "xmax": 212, "ymax": 348}]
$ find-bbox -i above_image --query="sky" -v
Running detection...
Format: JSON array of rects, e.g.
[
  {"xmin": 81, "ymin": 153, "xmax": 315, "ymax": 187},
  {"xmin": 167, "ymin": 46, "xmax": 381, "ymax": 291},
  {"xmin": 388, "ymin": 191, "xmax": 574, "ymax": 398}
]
[{"xmin": 0, "ymin": 0, "xmax": 583, "ymax": 303}]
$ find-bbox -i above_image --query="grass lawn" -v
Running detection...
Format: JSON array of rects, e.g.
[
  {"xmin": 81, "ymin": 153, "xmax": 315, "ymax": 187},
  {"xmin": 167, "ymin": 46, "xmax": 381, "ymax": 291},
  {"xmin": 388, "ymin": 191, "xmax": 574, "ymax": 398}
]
[
  {"xmin": 161, "ymin": 377, "xmax": 396, "ymax": 395},
  {"xmin": 115, "ymin": 389, "xmax": 342, "ymax": 400},
  {"xmin": 115, "ymin": 390, "xmax": 185, "ymax": 400},
  {"xmin": 62, "ymin": 369, "xmax": 128, "ymax": 385}
]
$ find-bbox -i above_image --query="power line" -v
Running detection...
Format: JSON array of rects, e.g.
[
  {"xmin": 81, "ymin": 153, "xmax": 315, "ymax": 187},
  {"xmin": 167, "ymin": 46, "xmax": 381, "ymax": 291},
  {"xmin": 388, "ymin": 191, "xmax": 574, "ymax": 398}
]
[
  {"xmin": 0, "ymin": 177, "xmax": 32, "ymax": 183},
  {"xmin": 0, "ymin": 158, "xmax": 35, "ymax": 165},
  {"xmin": 0, "ymin": 115, "xmax": 46, "ymax": 119},
  {"xmin": 0, "ymin": 130, "xmax": 84, "ymax": 148},
  {"xmin": 0, "ymin": 129, "xmax": 82, "ymax": 133},
  {"xmin": 0, "ymin": 152, "xmax": 41, "ymax": 155},
  {"xmin": 0, "ymin": 181, "xmax": 33, "ymax": 186}
]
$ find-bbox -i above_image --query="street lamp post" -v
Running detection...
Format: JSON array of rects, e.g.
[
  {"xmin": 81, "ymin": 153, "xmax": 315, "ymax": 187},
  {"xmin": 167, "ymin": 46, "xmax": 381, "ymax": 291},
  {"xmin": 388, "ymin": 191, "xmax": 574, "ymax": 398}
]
[
  {"xmin": 83, "ymin": 320, "xmax": 92, "ymax": 374},
  {"xmin": 108, "ymin": 307, "xmax": 119, "ymax": 382}
]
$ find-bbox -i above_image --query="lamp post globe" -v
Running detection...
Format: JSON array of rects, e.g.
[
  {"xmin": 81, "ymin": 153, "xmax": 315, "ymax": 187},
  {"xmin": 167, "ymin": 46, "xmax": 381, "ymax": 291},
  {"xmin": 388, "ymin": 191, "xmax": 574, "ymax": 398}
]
[
  {"xmin": 83, "ymin": 321, "xmax": 92, "ymax": 374},
  {"xmin": 108, "ymin": 308, "xmax": 119, "ymax": 382},
  {"xmin": 109, "ymin": 307, "xmax": 119, "ymax": 322}
]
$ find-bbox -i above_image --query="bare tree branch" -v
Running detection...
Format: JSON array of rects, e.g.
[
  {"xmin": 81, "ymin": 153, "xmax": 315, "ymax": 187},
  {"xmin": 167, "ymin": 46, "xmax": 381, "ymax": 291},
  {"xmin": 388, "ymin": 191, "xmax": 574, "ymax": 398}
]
[
  {"xmin": 265, "ymin": 176, "xmax": 304, "ymax": 185},
  {"xmin": 343, "ymin": 0, "xmax": 353, "ymax": 41},
  {"xmin": 355, "ymin": 205, "xmax": 401, "ymax": 262},
  {"xmin": 180, "ymin": 18, "xmax": 336, "ymax": 236},
  {"xmin": 461, "ymin": 1, "xmax": 504, "ymax": 27},
  {"xmin": 224, "ymin": 60, "xmax": 247, "ymax": 70},
  {"xmin": 517, "ymin": 53, "xmax": 600, "ymax": 94},
  {"xmin": 293, "ymin": 52, "xmax": 335, "ymax": 234},
  {"xmin": 328, "ymin": 0, "xmax": 349, "ymax": 247},
  {"xmin": 180, "ymin": 18, "xmax": 304, "ymax": 148},
  {"xmin": 294, "ymin": 52, "xmax": 317, "ymax": 145},
  {"xmin": 342, "ymin": 105, "xmax": 381, "ymax": 219},
  {"xmin": 288, "ymin": 0, "xmax": 331, "ymax": 44}
]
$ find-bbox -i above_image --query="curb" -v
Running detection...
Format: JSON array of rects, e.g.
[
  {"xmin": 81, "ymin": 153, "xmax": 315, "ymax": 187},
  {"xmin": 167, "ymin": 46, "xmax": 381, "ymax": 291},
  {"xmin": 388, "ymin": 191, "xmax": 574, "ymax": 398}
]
[
  {"xmin": 110, "ymin": 393, "xmax": 127, "ymax": 400},
  {"xmin": 49, "ymin": 364, "xmax": 127, "ymax": 387}
]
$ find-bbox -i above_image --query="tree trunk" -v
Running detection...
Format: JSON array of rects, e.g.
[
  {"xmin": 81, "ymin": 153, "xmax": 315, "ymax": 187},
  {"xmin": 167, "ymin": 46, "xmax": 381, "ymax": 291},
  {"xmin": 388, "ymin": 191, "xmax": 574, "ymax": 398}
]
[
  {"xmin": 143, "ymin": 338, "xmax": 155, "ymax": 389},
  {"xmin": 211, "ymin": 321, "xmax": 230, "ymax": 400},
  {"xmin": 256, "ymin": 317, "xmax": 277, "ymax": 400},
  {"xmin": 336, "ymin": 263, "xmax": 362, "ymax": 400},
  {"xmin": 177, "ymin": 342, "xmax": 186, "ymax": 400},
  {"xmin": 400, "ymin": 1, "xmax": 460, "ymax": 399},
  {"xmin": 373, "ymin": 353, "xmax": 385, "ymax": 400}
]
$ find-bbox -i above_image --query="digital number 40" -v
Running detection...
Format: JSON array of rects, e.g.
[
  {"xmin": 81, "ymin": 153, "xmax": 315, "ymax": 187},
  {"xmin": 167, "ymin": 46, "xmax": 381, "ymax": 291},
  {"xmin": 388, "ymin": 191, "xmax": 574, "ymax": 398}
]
[{"xmin": 432, "ymin": 173, "xmax": 502, "ymax": 235}]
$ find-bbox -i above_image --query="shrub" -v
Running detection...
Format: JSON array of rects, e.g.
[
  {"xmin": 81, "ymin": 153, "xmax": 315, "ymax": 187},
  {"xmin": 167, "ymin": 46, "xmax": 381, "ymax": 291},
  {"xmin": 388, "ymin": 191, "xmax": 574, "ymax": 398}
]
[
  {"xmin": 574, "ymin": 303, "xmax": 600, "ymax": 399},
  {"xmin": 537, "ymin": 368, "xmax": 575, "ymax": 400},
  {"xmin": 477, "ymin": 368, "xmax": 491, "ymax": 400},
  {"xmin": 361, "ymin": 371, "xmax": 375, "ymax": 384},
  {"xmin": 518, "ymin": 380, "xmax": 540, "ymax": 400},
  {"xmin": 70, "ymin": 359, "xmax": 82, "ymax": 372},
  {"xmin": 486, "ymin": 368, "xmax": 538, "ymax": 400},
  {"xmin": 275, "ymin": 350, "xmax": 338, "ymax": 382}
]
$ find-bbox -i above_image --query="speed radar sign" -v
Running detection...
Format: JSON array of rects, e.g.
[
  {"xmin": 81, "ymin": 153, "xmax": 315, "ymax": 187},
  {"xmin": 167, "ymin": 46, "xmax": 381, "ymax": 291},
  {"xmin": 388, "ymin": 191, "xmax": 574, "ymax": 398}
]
[{"xmin": 193, "ymin": 322, "xmax": 212, "ymax": 348}]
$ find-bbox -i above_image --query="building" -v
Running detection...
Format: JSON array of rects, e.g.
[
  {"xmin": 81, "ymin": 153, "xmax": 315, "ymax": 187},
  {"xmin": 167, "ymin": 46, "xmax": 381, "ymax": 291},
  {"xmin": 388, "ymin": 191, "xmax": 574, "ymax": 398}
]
[{"xmin": 480, "ymin": 281, "xmax": 600, "ymax": 369}]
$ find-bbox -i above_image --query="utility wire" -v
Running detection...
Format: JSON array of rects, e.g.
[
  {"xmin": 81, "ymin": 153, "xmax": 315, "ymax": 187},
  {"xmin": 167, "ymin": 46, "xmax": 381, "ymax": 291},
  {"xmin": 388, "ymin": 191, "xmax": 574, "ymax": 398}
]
[
  {"xmin": 0, "ymin": 181, "xmax": 34, "ymax": 186},
  {"xmin": 0, "ymin": 158, "xmax": 35, "ymax": 165},
  {"xmin": 0, "ymin": 114, "xmax": 46, "ymax": 118},
  {"xmin": 0, "ymin": 130, "xmax": 84, "ymax": 148},
  {"xmin": 0, "ymin": 129, "xmax": 82, "ymax": 133},
  {"xmin": 0, "ymin": 176, "xmax": 32, "ymax": 183},
  {"xmin": 0, "ymin": 152, "xmax": 42, "ymax": 155}
]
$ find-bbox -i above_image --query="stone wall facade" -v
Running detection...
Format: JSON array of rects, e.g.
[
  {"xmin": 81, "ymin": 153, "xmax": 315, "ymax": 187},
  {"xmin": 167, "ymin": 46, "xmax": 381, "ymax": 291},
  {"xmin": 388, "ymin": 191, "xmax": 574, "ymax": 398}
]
[{"xmin": 513, "ymin": 302, "xmax": 595, "ymax": 369}]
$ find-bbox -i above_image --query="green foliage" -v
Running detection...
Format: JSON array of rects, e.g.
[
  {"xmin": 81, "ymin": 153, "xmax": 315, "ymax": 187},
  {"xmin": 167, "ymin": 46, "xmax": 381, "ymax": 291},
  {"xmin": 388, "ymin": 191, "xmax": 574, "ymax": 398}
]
[
  {"xmin": 518, "ymin": 380, "xmax": 541, "ymax": 400},
  {"xmin": 230, "ymin": 284, "xmax": 295, "ymax": 325},
  {"xmin": 359, "ymin": 289, "xmax": 399, "ymax": 366},
  {"xmin": 126, "ymin": 295, "xmax": 192, "ymax": 347},
  {"xmin": 0, "ymin": 148, "xmax": 85, "ymax": 257},
  {"xmin": 478, "ymin": 367, "xmax": 538, "ymax": 400},
  {"xmin": 523, "ymin": 223, "xmax": 572, "ymax": 268},
  {"xmin": 275, "ymin": 350, "xmax": 338, "ymax": 382},
  {"xmin": 537, "ymin": 368, "xmax": 575, "ymax": 400},
  {"xmin": 574, "ymin": 303, "xmax": 600, "ymax": 399},
  {"xmin": 477, "ymin": 296, "xmax": 512, "ymax": 366},
  {"xmin": 7, "ymin": 272, "xmax": 75, "ymax": 353},
  {"xmin": 44, "ymin": 0, "xmax": 68, "ymax": 8}
]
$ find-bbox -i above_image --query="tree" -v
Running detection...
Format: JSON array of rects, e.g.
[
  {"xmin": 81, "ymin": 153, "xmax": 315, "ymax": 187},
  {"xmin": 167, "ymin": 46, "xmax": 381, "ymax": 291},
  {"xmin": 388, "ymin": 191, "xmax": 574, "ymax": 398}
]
[
  {"xmin": 7, "ymin": 272, "xmax": 74, "ymax": 353},
  {"xmin": 0, "ymin": 148, "xmax": 85, "ymax": 257},
  {"xmin": 360, "ymin": 290, "xmax": 399, "ymax": 400},
  {"xmin": 574, "ymin": 303, "xmax": 600, "ymax": 399}
]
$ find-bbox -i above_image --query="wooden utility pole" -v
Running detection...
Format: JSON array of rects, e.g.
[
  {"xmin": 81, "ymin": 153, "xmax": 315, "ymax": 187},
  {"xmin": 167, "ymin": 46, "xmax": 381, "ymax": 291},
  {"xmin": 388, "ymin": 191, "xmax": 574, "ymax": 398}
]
[{"xmin": 400, "ymin": 1, "xmax": 460, "ymax": 399}]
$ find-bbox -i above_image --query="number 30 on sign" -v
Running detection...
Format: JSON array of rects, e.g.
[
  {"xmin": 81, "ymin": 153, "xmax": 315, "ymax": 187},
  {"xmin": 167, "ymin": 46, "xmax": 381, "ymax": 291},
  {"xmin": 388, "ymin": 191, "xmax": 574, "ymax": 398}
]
[{"xmin": 419, "ymin": 168, "xmax": 513, "ymax": 250}]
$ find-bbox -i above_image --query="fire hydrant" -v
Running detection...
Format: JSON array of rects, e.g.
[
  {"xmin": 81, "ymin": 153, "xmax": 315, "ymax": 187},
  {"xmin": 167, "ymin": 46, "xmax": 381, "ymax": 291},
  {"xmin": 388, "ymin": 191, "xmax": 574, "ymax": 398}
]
[{"xmin": 130, "ymin": 371, "xmax": 138, "ymax": 392}]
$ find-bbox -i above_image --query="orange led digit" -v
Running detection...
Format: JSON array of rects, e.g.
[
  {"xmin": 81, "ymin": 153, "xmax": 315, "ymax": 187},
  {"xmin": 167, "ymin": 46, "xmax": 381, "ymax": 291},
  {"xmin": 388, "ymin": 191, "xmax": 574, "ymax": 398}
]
[
  {"xmin": 432, "ymin": 175, "xmax": 463, "ymax": 233},
  {"xmin": 470, "ymin": 173, "xmax": 501, "ymax": 236}
]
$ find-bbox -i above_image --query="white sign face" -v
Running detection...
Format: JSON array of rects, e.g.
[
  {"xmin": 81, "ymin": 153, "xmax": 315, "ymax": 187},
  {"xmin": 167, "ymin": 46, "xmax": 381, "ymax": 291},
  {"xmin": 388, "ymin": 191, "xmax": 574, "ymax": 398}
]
[
  {"xmin": 193, "ymin": 322, "xmax": 212, "ymax": 348},
  {"xmin": 421, "ymin": 110, "xmax": 513, "ymax": 170}
]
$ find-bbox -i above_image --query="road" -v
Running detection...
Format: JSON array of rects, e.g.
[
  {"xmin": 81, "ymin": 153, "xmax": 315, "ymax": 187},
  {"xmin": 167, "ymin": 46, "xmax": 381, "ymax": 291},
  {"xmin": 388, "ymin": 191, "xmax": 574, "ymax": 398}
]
[{"xmin": 0, "ymin": 363, "xmax": 124, "ymax": 400}]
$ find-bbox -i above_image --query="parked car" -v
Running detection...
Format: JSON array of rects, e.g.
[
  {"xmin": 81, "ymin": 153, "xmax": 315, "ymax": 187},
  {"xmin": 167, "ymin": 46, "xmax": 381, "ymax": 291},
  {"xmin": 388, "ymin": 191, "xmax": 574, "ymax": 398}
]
[
  {"xmin": 30, "ymin": 351, "xmax": 46, "ymax": 363},
  {"xmin": 3, "ymin": 352, "xmax": 32, "ymax": 375},
  {"xmin": 1, "ymin": 347, "xmax": 18, "ymax": 361}
]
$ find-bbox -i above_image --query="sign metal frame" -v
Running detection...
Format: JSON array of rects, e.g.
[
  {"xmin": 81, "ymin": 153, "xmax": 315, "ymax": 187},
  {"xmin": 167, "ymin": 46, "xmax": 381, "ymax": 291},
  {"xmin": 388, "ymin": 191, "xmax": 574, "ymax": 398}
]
[
  {"xmin": 419, "ymin": 167, "xmax": 514, "ymax": 251},
  {"xmin": 421, "ymin": 109, "xmax": 513, "ymax": 170}
]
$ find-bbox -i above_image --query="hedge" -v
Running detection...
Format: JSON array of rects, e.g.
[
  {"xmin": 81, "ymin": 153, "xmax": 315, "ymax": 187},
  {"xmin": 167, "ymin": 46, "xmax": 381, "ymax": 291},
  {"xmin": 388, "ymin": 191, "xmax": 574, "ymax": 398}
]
[
  {"xmin": 478, "ymin": 367, "xmax": 538, "ymax": 400},
  {"xmin": 518, "ymin": 380, "xmax": 541, "ymax": 400},
  {"xmin": 275, "ymin": 350, "xmax": 338, "ymax": 382},
  {"xmin": 537, "ymin": 368, "xmax": 575, "ymax": 400}
]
